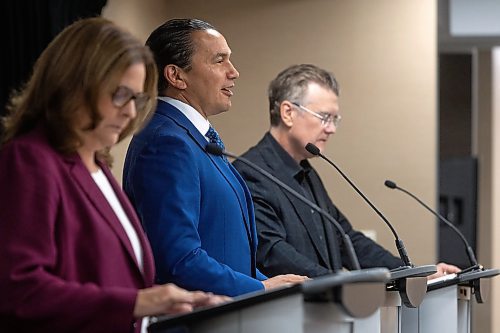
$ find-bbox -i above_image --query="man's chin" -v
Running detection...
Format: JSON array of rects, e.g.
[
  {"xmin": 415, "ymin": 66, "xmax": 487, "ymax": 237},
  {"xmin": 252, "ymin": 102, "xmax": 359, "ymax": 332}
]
[
  {"xmin": 314, "ymin": 141, "xmax": 327, "ymax": 152},
  {"xmin": 210, "ymin": 106, "xmax": 231, "ymax": 116},
  {"xmin": 218, "ymin": 102, "xmax": 232, "ymax": 114}
]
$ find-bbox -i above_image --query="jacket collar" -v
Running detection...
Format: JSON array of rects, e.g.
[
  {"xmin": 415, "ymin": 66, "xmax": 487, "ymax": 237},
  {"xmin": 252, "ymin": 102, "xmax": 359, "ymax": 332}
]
[
  {"xmin": 255, "ymin": 132, "xmax": 332, "ymax": 267},
  {"xmin": 65, "ymin": 152, "xmax": 154, "ymax": 285},
  {"xmin": 155, "ymin": 100, "xmax": 255, "ymax": 246}
]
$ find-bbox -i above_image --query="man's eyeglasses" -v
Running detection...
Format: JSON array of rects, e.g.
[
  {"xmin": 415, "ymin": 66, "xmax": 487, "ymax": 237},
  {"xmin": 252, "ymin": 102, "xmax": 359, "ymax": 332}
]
[
  {"xmin": 111, "ymin": 86, "xmax": 150, "ymax": 111},
  {"xmin": 291, "ymin": 102, "xmax": 341, "ymax": 128}
]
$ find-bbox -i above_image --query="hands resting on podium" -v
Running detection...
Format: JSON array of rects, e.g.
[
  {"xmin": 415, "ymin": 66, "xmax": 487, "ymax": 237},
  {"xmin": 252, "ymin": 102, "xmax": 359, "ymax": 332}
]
[
  {"xmin": 134, "ymin": 274, "xmax": 309, "ymax": 318},
  {"xmin": 132, "ymin": 265, "xmax": 459, "ymax": 318},
  {"xmin": 133, "ymin": 284, "xmax": 232, "ymax": 318},
  {"xmin": 259, "ymin": 264, "xmax": 463, "ymax": 290},
  {"xmin": 258, "ymin": 264, "xmax": 461, "ymax": 290},
  {"xmin": 132, "ymin": 264, "xmax": 460, "ymax": 317},
  {"xmin": 262, "ymin": 274, "xmax": 310, "ymax": 290},
  {"xmin": 427, "ymin": 262, "xmax": 461, "ymax": 281}
]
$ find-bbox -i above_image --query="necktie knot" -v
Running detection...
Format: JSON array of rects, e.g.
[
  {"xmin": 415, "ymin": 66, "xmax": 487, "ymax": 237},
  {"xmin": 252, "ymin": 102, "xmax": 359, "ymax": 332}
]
[
  {"xmin": 205, "ymin": 126, "xmax": 225, "ymax": 150},
  {"xmin": 206, "ymin": 126, "xmax": 228, "ymax": 162}
]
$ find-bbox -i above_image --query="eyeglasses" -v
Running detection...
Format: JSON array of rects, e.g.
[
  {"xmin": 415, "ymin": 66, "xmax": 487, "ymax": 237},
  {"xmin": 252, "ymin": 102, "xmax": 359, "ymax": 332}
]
[
  {"xmin": 111, "ymin": 86, "xmax": 150, "ymax": 111},
  {"xmin": 291, "ymin": 102, "xmax": 342, "ymax": 128}
]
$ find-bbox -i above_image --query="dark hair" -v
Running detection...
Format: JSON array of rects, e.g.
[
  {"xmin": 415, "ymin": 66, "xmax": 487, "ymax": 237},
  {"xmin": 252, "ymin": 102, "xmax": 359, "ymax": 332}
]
[
  {"xmin": 1, "ymin": 17, "xmax": 158, "ymax": 166},
  {"xmin": 268, "ymin": 64, "xmax": 339, "ymax": 126},
  {"xmin": 146, "ymin": 18, "xmax": 215, "ymax": 94}
]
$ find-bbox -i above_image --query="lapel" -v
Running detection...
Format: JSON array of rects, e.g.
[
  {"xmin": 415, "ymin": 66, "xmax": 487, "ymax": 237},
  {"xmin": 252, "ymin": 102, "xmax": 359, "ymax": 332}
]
[
  {"xmin": 155, "ymin": 101, "xmax": 254, "ymax": 245},
  {"xmin": 100, "ymin": 164, "xmax": 155, "ymax": 285},
  {"xmin": 64, "ymin": 154, "xmax": 148, "ymax": 284},
  {"xmin": 256, "ymin": 134, "xmax": 331, "ymax": 267},
  {"xmin": 307, "ymin": 169, "xmax": 342, "ymax": 270}
]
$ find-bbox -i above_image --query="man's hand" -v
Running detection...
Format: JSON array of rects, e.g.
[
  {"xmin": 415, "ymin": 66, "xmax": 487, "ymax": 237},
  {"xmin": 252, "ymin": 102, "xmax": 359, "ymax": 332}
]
[
  {"xmin": 262, "ymin": 274, "xmax": 309, "ymax": 290},
  {"xmin": 427, "ymin": 262, "xmax": 461, "ymax": 280}
]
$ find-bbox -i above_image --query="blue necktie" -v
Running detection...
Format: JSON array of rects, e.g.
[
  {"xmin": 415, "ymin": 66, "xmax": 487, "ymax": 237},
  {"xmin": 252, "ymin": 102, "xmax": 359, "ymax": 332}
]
[{"xmin": 206, "ymin": 126, "xmax": 228, "ymax": 162}]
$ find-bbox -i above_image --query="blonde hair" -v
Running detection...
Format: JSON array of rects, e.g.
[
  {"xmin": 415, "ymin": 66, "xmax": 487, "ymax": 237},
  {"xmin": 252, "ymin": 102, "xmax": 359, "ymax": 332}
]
[{"xmin": 2, "ymin": 17, "xmax": 158, "ymax": 166}]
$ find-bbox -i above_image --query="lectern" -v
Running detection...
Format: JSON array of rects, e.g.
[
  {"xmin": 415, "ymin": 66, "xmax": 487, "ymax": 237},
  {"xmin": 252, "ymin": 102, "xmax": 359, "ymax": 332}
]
[
  {"xmin": 302, "ymin": 268, "xmax": 389, "ymax": 333},
  {"xmin": 380, "ymin": 265, "xmax": 437, "ymax": 333},
  {"xmin": 148, "ymin": 268, "xmax": 390, "ymax": 333},
  {"xmin": 400, "ymin": 268, "xmax": 500, "ymax": 333}
]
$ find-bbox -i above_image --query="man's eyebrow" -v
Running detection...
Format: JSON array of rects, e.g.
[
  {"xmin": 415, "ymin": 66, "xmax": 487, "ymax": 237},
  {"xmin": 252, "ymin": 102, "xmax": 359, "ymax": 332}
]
[{"xmin": 214, "ymin": 52, "xmax": 230, "ymax": 59}]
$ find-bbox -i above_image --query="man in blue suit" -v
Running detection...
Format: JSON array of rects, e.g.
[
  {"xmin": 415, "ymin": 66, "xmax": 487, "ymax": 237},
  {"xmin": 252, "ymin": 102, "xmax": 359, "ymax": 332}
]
[{"xmin": 123, "ymin": 19, "xmax": 305, "ymax": 297}]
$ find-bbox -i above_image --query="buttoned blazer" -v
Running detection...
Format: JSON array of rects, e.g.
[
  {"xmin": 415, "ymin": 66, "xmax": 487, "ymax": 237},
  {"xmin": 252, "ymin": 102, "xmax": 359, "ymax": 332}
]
[
  {"xmin": 0, "ymin": 127, "xmax": 155, "ymax": 333},
  {"xmin": 123, "ymin": 100, "xmax": 265, "ymax": 297},
  {"xmin": 233, "ymin": 133, "xmax": 403, "ymax": 278}
]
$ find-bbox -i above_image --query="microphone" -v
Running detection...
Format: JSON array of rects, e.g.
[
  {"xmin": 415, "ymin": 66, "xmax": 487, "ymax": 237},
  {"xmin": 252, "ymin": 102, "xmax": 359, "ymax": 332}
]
[
  {"xmin": 305, "ymin": 143, "xmax": 413, "ymax": 268},
  {"xmin": 384, "ymin": 179, "xmax": 481, "ymax": 272},
  {"xmin": 205, "ymin": 143, "xmax": 361, "ymax": 270}
]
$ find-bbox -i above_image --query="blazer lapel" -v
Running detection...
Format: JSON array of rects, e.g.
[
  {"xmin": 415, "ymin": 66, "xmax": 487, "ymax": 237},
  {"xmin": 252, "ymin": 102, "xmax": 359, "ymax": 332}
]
[
  {"xmin": 278, "ymin": 176, "xmax": 332, "ymax": 269},
  {"xmin": 258, "ymin": 136, "xmax": 331, "ymax": 268},
  {"xmin": 308, "ymin": 170, "xmax": 342, "ymax": 270},
  {"xmin": 100, "ymin": 164, "xmax": 155, "ymax": 285},
  {"xmin": 65, "ymin": 156, "xmax": 145, "ymax": 281},
  {"xmin": 157, "ymin": 101, "xmax": 254, "ymax": 245}
]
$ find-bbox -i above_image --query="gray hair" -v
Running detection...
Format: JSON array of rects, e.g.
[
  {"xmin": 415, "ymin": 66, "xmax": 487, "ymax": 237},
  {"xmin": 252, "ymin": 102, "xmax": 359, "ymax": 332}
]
[{"xmin": 268, "ymin": 64, "xmax": 339, "ymax": 126}]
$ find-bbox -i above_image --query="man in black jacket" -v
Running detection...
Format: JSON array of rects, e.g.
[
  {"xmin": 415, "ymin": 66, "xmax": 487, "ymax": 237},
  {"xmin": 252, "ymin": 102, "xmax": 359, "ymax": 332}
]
[{"xmin": 233, "ymin": 64, "xmax": 458, "ymax": 278}]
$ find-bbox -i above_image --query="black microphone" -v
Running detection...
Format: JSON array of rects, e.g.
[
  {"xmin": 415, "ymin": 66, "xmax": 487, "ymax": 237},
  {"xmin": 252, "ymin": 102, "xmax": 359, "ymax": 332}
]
[
  {"xmin": 384, "ymin": 179, "xmax": 481, "ymax": 272},
  {"xmin": 305, "ymin": 143, "xmax": 413, "ymax": 268},
  {"xmin": 205, "ymin": 143, "xmax": 361, "ymax": 270}
]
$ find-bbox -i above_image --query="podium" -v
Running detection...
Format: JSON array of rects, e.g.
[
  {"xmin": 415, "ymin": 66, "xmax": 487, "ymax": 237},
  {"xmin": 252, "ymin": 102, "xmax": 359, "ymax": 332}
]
[
  {"xmin": 302, "ymin": 268, "xmax": 389, "ymax": 333},
  {"xmin": 380, "ymin": 265, "xmax": 437, "ymax": 333},
  {"xmin": 147, "ymin": 268, "xmax": 390, "ymax": 333},
  {"xmin": 400, "ymin": 268, "xmax": 500, "ymax": 333}
]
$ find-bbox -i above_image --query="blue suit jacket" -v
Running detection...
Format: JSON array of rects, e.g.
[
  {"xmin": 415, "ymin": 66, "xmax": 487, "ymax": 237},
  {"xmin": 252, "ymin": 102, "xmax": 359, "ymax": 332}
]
[{"xmin": 123, "ymin": 100, "xmax": 266, "ymax": 296}]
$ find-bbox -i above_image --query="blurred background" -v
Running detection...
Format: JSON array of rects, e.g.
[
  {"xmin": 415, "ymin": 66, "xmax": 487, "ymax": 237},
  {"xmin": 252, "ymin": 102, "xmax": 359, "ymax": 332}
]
[{"xmin": 3, "ymin": 1, "xmax": 500, "ymax": 331}]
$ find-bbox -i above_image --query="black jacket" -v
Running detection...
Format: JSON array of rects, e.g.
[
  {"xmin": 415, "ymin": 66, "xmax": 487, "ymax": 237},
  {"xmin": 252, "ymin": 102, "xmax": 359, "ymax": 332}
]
[{"xmin": 233, "ymin": 132, "xmax": 403, "ymax": 277}]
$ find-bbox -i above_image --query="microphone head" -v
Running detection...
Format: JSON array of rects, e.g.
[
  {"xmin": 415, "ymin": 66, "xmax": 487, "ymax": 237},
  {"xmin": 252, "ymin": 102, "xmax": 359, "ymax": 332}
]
[
  {"xmin": 384, "ymin": 180, "xmax": 397, "ymax": 189},
  {"xmin": 305, "ymin": 143, "xmax": 321, "ymax": 156},
  {"xmin": 205, "ymin": 143, "xmax": 224, "ymax": 156}
]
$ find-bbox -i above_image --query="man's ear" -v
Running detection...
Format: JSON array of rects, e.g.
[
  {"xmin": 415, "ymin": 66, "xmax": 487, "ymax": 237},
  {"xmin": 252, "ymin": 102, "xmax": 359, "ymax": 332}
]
[
  {"xmin": 164, "ymin": 64, "xmax": 187, "ymax": 90},
  {"xmin": 280, "ymin": 101, "xmax": 295, "ymax": 128}
]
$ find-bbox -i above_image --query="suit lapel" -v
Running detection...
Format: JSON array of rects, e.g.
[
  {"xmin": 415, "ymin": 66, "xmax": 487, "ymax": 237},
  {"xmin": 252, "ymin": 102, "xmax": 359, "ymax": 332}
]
[
  {"xmin": 65, "ymin": 156, "xmax": 146, "ymax": 283},
  {"xmin": 307, "ymin": 170, "xmax": 342, "ymax": 270},
  {"xmin": 156, "ymin": 101, "xmax": 254, "ymax": 246},
  {"xmin": 100, "ymin": 164, "xmax": 155, "ymax": 285},
  {"xmin": 257, "ymin": 136, "xmax": 331, "ymax": 267}
]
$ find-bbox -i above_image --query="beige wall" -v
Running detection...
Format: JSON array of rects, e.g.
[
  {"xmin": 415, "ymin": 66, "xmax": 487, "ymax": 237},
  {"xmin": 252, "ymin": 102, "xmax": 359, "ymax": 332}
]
[
  {"xmin": 104, "ymin": 0, "xmax": 438, "ymax": 266},
  {"xmin": 102, "ymin": 2, "xmax": 500, "ymax": 331}
]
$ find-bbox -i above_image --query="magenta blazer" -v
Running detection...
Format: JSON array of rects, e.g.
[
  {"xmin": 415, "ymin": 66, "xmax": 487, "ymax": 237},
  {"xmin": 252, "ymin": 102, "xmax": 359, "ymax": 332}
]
[{"xmin": 0, "ymin": 126, "xmax": 155, "ymax": 333}]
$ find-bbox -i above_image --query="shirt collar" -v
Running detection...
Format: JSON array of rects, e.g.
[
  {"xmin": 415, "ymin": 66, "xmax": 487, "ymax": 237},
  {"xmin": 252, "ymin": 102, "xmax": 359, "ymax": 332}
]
[
  {"xmin": 159, "ymin": 97, "xmax": 211, "ymax": 138},
  {"xmin": 266, "ymin": 132, "xmax": 311, "ymax": 183}
]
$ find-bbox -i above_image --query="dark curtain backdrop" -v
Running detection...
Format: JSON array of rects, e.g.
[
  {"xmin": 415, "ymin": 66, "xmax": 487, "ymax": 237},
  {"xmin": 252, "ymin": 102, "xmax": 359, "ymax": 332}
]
[{"xmin": 1, "ymin": 0, "xmax": 107, "ymax": 123}]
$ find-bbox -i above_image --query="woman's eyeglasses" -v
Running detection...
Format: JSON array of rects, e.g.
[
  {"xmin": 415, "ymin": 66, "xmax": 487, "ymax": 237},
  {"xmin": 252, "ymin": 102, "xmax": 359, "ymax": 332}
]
[{"xmin": 111, "ymin": 86, "xmax": 150, "ymax": 111}]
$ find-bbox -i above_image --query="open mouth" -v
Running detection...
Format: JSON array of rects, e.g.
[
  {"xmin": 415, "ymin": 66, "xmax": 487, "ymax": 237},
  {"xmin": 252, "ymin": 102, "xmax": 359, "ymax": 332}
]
[{"xmin": 221, "ymin": 87, "xmax": 234, "ymax": 96}]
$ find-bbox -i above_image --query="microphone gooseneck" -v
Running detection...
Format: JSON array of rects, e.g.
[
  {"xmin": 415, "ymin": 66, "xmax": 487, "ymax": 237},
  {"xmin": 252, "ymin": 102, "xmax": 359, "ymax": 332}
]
[
  {"xmin": 306, "ymin": 143, "xmax": 413, "ymax": 268},
  {"xmin": 384, "ymin": 179, "xmax": 481, "ymax": 272},
  {"xmin": 206, "ymin": 143, "xmax": 361, "ymax": 271}
]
